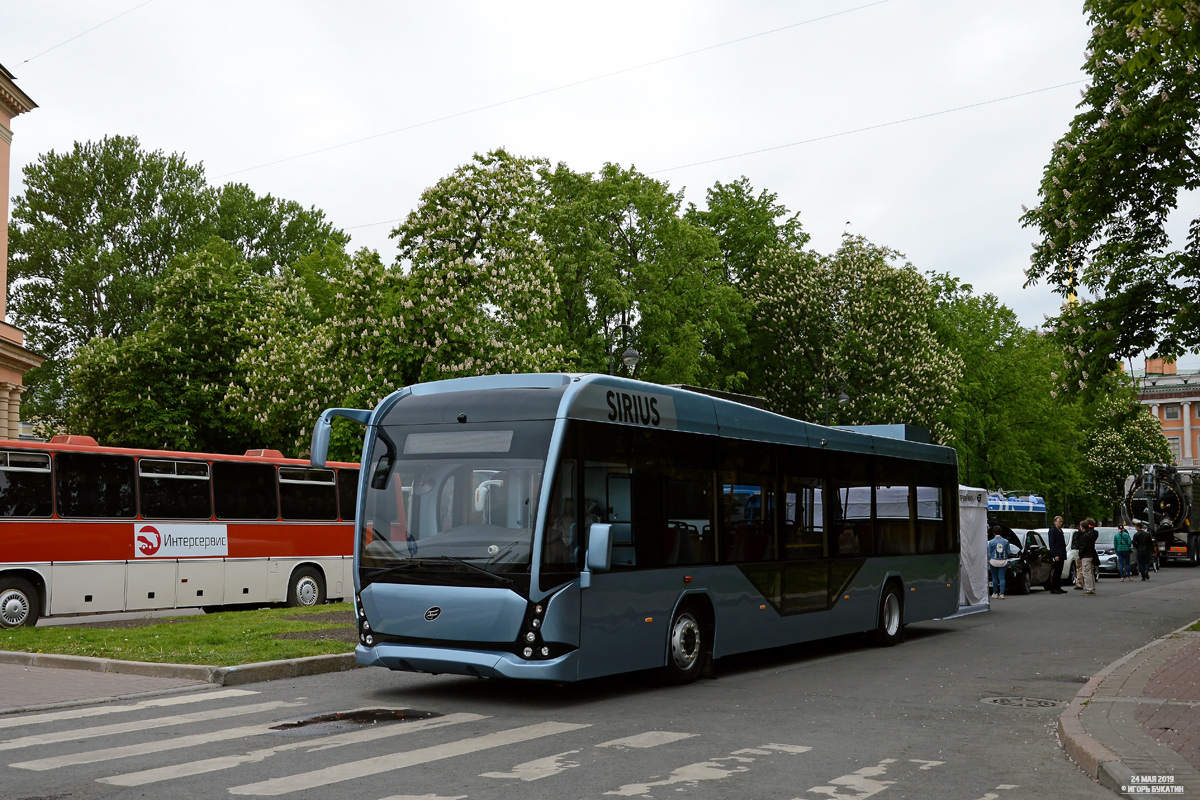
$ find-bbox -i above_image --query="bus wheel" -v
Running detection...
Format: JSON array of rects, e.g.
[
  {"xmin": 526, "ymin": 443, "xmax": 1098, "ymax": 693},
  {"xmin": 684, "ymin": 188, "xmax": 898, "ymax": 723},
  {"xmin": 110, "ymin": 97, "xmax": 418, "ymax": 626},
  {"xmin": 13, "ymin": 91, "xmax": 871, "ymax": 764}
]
[
  {"xmin": 663, "ymin": 606, "xmax": 706, "ymax": 685},
  {"xmin": 287, "ymin": 567, "xmax": 325, "ymax": 608},
  {"xmin": 872, "ymin": 585, "xmax": 903, "ymax": 647},
  {"xmin": 0, "ymin": 578, "xmax": 38, "ymax": 628}
]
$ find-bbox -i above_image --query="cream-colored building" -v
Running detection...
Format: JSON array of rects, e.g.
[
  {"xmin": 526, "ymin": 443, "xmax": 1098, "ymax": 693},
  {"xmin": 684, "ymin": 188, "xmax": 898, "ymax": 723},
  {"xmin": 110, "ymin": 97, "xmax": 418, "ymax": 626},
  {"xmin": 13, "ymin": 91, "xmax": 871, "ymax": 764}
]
[{"xmin": 0, "ymin": 63, "xmax": 45, "ymax": 440}]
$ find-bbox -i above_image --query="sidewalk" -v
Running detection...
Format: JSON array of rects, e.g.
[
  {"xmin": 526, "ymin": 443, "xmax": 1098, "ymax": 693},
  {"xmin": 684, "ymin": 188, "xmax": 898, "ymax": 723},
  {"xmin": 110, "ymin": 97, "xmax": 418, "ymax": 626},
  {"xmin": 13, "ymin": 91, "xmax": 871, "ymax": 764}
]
[
  {"xmin": 1060, "ymin": 622, "xmax": 1200, "ymax": 795},
  {"xmin": 0, "ymin": 650, "xmax": 360, "ymax": 715}
]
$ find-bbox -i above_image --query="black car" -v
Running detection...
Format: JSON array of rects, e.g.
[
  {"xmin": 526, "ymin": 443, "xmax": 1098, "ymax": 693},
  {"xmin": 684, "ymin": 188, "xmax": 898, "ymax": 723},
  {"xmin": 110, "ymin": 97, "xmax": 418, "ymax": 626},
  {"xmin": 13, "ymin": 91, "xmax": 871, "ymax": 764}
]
[{"xmin": 990, "ymin": 527, "xmax": 1056, "ymax": 594}]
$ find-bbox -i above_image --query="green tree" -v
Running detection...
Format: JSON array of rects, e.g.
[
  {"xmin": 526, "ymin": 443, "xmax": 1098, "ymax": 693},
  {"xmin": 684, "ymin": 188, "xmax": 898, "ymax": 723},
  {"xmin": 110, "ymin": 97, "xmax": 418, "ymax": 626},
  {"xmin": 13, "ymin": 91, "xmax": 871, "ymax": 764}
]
[
  {"xmin": 1084, "ymin": 391, "xmax": 1172, "ymax": 513},
  {"xmin": 748, "ymin": 235, "xmax": 961, "ymax": 441},
  {"xmin": 65, "ymin": 239, "xmax": 269, "ymax": 452},
  {"xmin": 8, "ymin": 135, "xmax": 214, "ymax": 419},
  {"xmin": 8, "ymin": 136, "xmax": 352, "ymax": 424},
  {"xmin": 1022, "ymin": 0, "xmax": 1200, "ymax": 390},
  {"xmin": 539, "ymin": 161, "xmax": 747, "ymax": 388}
]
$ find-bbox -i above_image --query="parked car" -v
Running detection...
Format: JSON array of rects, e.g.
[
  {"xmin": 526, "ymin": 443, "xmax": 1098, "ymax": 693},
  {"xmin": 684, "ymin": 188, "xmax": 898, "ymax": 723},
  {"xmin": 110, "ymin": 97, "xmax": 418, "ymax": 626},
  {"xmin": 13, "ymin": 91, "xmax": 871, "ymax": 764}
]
[
  {"xmin": 989, "ymin": 527, "xmax": 1055, "ymax": 594},
  {"xmin": 1030, "ymin": 527, "xmax": 1077, "ymax": 583}
]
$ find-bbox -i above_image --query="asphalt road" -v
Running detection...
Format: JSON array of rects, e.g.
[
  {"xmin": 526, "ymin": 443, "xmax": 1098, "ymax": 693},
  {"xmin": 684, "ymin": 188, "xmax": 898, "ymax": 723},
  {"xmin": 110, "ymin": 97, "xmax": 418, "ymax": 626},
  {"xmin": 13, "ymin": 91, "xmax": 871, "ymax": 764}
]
[{"xmin": 4, "ymin": 566, "xmax": 1199, "ymax": 800}]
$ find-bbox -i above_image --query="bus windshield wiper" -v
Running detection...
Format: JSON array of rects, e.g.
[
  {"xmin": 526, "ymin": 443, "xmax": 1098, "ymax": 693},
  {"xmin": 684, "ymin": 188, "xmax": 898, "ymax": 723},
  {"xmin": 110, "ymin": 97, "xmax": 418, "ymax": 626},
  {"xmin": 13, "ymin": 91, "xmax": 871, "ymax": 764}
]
[{"xmin": 418, "ymin": 556, "xmax": 515, "ymax": 588}]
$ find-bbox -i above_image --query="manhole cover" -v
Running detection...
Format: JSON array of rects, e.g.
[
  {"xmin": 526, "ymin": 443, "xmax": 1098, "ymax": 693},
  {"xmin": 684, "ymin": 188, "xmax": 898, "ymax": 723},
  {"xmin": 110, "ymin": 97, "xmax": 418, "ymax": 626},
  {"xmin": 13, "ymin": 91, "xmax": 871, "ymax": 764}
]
[
  {"xmin": 981, "ymin": 696, "xmax": 1066, "ymax": 709},
  {"xmin": 270, "ymin": 708, "xmax": 439, "ymax": 736}
]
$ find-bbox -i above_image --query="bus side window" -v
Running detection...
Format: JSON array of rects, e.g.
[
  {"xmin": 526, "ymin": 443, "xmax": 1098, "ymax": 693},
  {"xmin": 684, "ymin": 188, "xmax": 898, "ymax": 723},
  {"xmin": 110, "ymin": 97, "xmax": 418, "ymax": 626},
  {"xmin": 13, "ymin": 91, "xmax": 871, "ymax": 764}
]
[
  {"xmin": 139, "ymin": 459, "xmax": 212, "ymax": 519},
  {"xmin": 337, "ymin": 469, "xmax": 359, "ymax": 521},
  {"xmin": 213, "ymin": 462, "xmax": 279, "ymax": 520},
  {"xmin": 55, "ymin": 452, "xmax": 136, "ymax": 519},
  {"xmin": 279, "ymin": 467, "xmax": 338, "ymax": 521},
  {"xmin": 0, "ymin": 451, "xmax": 52, "ymax": 517}
]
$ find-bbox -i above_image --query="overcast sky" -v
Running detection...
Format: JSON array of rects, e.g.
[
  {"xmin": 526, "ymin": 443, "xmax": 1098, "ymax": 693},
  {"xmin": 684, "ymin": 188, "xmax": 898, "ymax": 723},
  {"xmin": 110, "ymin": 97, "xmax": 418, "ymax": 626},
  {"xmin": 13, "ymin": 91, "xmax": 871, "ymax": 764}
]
[{"xmin": 4, "ymin": 0, "xmax": 1189, "ymax": 366}]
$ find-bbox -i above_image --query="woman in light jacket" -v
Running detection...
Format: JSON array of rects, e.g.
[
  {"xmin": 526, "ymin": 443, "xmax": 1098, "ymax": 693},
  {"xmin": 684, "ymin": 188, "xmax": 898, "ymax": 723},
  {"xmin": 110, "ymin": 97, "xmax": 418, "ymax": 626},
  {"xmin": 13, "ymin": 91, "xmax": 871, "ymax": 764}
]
[{"xmin": 988, "ymin": 526, "xmax": 1016, "ymax": 599}]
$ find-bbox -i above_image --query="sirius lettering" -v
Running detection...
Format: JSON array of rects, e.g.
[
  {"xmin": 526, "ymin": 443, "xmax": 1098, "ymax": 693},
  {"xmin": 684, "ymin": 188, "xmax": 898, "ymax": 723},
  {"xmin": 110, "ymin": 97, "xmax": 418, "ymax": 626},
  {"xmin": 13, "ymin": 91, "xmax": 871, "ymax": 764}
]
[{"xmin": 606, "ymin": 390, "xmax": 662, "ymax": 426}]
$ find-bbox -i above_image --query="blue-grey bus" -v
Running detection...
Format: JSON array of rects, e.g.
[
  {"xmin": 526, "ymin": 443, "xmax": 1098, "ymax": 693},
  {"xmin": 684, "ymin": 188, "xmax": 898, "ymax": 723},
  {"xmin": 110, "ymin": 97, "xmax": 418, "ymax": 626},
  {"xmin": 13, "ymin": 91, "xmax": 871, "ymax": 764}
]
[{"xmin": 310, "ymin": 373, "xmax": 960, "ymax": 684}]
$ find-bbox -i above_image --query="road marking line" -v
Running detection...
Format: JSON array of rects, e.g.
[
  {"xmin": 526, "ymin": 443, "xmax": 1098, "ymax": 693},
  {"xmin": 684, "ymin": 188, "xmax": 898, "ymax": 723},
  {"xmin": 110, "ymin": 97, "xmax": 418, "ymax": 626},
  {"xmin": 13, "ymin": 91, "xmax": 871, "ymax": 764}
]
[
  {"xmin": 0, "ymin": 700, "xmax": 303, "ymax": 751},
  {"xmin": 14, "ymin": 723, "xmax": 274, "ymax": 770},
  {"xmin": 97, "ymin": 713, "xmax": 486, "ymax": 787},
  {"xmin": 228, "ymin": 721, "xmax": 589, "ymax": 796},
  {"xmin": 606, "ymin": 758, "xmax": 753, "ymax": 796},
  {"xmin": 597, "ymin": 731, "xmax": 695, "ymax": 749},
  {"xmin": 0, "ymin": 689, "xmax": 258, "ymax": 729},
  {"xmin": 481, "ymin": 749, "xmax": 581, "ymax": 781}
]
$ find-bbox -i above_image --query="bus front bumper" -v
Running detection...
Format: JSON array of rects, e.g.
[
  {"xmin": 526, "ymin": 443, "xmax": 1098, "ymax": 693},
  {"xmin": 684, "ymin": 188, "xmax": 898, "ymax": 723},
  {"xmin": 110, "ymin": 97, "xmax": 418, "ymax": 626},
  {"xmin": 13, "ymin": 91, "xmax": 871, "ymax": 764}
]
[{"xmin": 356, "ymin": 643, "xmax": 578, "ymax": 682}]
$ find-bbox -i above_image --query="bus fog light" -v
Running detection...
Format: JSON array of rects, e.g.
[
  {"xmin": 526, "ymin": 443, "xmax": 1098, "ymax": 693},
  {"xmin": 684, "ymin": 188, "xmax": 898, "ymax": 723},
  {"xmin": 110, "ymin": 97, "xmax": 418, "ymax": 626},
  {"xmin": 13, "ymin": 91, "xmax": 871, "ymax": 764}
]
[
  {"xmin": 530, "ymin": 618, "xmax": 540, "ymax": 629},
  {"xmin": 365, "ymin": 634, "xmax": 374, "ymax": 645},
  {"xmin": 525, "ymin": 631, "xmax": 536, "ymax": 643},
  {"xmin": 523, "ymin": 646, "xmax": 534, "ymax": 658},
  {"xmin": 361, "ymin": 619, "xmax": 370, "ymax": 631},
  {"xmin": 540, "ymin": 646, "xmax": 550, "ymax": 657}
]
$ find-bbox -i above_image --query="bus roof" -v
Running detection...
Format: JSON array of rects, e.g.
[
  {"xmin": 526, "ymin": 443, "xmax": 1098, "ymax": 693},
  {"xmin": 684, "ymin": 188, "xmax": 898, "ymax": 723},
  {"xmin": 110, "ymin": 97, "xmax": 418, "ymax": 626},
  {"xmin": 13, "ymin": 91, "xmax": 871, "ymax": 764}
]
[
  {"xmin": 372, "ymin": 373, "xmax": 956, "ymax": 466},
  {"xmin": 0, "ymin": 437, "xmax": 359, "ymax": 468}
]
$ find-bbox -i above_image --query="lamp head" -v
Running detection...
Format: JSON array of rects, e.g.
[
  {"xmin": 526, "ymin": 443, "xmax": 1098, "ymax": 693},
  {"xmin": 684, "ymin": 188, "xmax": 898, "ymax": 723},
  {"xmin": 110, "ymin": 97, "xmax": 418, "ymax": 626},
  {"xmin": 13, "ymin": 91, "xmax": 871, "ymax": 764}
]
[{"xmin": 621, "ymin": 347, "xmax": 641, "ymax": 371}]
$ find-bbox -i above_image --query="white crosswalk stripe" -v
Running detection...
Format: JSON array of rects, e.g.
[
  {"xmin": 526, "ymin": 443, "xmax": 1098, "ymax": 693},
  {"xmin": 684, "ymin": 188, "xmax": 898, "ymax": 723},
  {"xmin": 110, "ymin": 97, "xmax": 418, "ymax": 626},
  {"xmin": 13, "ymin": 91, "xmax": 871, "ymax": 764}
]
[
  {"xmin": 0, "ymin": 699, "xmax": 304, "ymax": 751},
  {"xmin": 227, "ymin": 721, "xmax": 591, "ymax": 796},
  {"xmin": 0, "ymin": 689, "xmax": 257, "ymax": 730},
  {"xmin": 95, "ymin": 713, "xmax": 487, "ymax": 787}
]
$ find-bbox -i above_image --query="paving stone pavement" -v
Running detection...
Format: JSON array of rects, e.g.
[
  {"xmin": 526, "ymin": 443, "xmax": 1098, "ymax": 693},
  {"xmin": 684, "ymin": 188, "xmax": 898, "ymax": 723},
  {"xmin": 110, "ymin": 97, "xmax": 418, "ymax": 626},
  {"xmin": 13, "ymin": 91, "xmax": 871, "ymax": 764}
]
[
  {"xmin": 0, "ymin": 662, "xmax": 209, "ymax": 714},
  {"xmin": 1060, "ymin": 625, "xmax": 1200, "ymax": 796}
]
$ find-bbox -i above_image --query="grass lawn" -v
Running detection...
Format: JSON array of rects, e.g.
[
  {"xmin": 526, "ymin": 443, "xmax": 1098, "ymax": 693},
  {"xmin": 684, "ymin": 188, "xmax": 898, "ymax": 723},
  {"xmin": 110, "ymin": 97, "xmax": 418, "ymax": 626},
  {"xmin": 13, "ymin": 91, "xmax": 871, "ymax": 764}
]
[{"xmin": 0, "ymin": 604, "xmax": 356, "ymax": 667}]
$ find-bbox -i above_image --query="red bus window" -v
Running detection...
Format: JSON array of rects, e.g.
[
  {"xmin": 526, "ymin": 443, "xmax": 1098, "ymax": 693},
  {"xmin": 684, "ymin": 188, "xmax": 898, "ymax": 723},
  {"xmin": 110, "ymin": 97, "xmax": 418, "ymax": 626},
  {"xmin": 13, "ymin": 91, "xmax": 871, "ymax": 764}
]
[
  {"xmin": 138, "ymin": 459, "xmax": 212, "ymax": 519},
  {"xmin": 0, "ymin": 451, "xmax": 52, "ymax": 517},
  {"xmin": 279, "ymin": 467, "xmax": 337, "ymax": 521},
  {"xmin": 55, "ymin": 452, "xmax": 136, "ymax": 519},
  {"xmin": 213, "ymin": 462, "xmax": 278, "ymax": 520}
]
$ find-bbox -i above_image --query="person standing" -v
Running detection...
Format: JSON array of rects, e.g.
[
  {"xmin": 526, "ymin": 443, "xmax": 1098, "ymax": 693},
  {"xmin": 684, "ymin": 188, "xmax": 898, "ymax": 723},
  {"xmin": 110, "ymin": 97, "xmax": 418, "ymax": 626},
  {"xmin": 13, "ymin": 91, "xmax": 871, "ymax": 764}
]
[
  {"xmin": 1114, "ymin": 524, "xmax": 1133, "ymax": 582},
  {"xmin": 1076, "ymin": 519, "xmax": 1099, "ymax": 594},
  {"xmin": 1047, "ymin": 515, "xmax": 1068, "ymax": 594},
  {"xmin": 988, "ymin": 526, "xmax": 1015, "ymax": 599},
  {"xmin": 1132, "ymin": 521, "xmax": 1154, "ymax": 581}
]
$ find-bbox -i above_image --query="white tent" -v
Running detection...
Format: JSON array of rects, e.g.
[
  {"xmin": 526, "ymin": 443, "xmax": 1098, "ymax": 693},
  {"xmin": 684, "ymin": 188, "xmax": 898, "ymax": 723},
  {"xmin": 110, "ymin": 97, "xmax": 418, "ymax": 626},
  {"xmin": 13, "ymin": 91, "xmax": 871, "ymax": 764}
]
[{"xmin": 951, "ymin": 485, "xmax": 990, "ymax": 616}]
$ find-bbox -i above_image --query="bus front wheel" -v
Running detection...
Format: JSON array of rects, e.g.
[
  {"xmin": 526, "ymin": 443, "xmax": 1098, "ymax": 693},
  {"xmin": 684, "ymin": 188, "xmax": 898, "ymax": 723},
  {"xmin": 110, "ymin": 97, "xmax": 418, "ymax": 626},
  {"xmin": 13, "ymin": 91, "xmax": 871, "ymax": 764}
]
[
  {"xmin": 286, "ymin": 567, "xmax": 326, "ymax": 608},
  {"xmin": 0, "ymin": 577, "xmax": 38, "ymax": 628},
  {"xmin": 662, "ymin": 605, "xmax": 708, "ymax": 685},
  {"xmin": 871, "ymin": 585, "xmax": 903, "ymax": 647}
]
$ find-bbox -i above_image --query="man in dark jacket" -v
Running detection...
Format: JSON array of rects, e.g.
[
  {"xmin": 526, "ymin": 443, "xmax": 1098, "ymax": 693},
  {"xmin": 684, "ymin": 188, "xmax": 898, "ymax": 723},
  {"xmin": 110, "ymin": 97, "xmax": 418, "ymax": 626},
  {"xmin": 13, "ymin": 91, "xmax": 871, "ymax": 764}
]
[
  {"xmin": 1047, "ymin": 515, "xmax": 1068, "ymax": 594},
  {"xmin": 1132, "ymin": 522, "xmax": 1154, "ymax": 581},
  {"xmin": 1076, "ymin": 519, "xmax": 1099, "ymax": 594}
]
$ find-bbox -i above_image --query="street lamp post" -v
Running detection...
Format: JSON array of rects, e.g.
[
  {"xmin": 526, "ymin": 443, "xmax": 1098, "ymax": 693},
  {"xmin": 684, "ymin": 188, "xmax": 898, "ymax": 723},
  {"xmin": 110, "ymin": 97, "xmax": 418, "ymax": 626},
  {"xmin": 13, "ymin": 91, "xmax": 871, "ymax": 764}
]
[
  {"xmin": 607, "ymin": 323, "xmax": 641, "ymax": 376},
  {"xmin": 824, "ymin": 374, "xmax": 850, "ymax": 426}
]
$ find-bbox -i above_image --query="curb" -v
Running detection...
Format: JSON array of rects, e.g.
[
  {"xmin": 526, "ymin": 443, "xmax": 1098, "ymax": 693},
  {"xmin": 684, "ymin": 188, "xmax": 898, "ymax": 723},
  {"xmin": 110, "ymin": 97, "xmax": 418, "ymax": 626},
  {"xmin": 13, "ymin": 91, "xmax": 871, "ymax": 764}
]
[
  {"xmin": 1058, "ymin": 619, "xmax": 1200, "ymax": 790},
  {"xmin": 0, "ymin": 650, "xmax": 361, "ymax": 686}
]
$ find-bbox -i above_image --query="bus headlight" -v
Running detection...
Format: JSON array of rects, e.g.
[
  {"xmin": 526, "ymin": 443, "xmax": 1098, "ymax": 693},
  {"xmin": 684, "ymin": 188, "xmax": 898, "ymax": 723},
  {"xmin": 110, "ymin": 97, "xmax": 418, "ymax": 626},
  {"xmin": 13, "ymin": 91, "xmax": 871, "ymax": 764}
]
[
  {"xmin": 523, "ymin": 646, "xmax": 534, "ymax": 658},
  {"xmin": 525, "ymin": 631, "xmax": 536, "ymax": 643}
]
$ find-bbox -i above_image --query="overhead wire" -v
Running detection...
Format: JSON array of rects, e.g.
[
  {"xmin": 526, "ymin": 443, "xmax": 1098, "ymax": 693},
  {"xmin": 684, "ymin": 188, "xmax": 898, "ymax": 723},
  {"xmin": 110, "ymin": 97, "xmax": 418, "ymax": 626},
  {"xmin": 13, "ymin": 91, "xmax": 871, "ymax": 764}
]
[
  {"xmin": 342, "ymin": 79, "xmax": 1086, "ymax": 234},
  {"xmin": 19, "ymin": 0, "xmax": 156, "ymax": 65},
  {"xmin": 214, "ymin": 0, "xmax": 895, "ymax": 179}
]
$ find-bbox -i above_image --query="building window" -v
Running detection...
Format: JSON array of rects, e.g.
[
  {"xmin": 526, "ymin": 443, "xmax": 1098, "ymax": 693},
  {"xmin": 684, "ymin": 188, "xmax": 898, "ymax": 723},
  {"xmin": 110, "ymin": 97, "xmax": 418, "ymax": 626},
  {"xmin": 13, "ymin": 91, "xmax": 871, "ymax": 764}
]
[
  {"xmin": 1168, "ymin": 437, "xmax": 1183, "ymax": 463},
  {"xmin": 1165, "ymin": 404, "xmax": 1181, "ymax": 420}
]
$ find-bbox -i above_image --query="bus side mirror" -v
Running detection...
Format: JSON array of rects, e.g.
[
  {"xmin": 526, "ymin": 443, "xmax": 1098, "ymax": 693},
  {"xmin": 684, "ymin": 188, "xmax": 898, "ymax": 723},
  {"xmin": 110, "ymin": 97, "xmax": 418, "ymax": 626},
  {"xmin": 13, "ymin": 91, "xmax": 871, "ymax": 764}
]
[
  {"xmin": 586, "ymin": 523, "xmax": 613, "ymax": 573},
  {"xmin": 310, "ymin": 408, "xmax": 372, "ymax": 467}
]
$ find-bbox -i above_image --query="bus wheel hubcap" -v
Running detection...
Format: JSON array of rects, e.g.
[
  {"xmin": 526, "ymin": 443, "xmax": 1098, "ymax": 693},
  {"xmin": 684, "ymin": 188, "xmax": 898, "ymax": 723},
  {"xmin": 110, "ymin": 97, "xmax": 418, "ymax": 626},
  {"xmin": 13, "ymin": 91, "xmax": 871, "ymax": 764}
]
[
  {"xmin": 671, "ymin": 614, "xmax": 701, "ymax": 671},
  {"xmin": 883, "ymin": 594, "xmax": 900, "ymax": 636},
  {"xmin": 296, "ymin": 579, "xmax": 318, "ymax": 606},
  {"xmin": 0, "ymin": 591, "xmax": 29, "ymax": 627}
]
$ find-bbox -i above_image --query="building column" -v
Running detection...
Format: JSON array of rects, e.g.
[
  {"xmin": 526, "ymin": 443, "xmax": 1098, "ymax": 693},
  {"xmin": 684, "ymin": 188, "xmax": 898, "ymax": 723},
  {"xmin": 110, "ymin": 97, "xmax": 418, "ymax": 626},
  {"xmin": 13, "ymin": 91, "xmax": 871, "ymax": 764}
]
[
  {"xmin": 0, "ymin": 383, "xmax": 12, "ymax": 441},
  {"xmin": 1151, "ymin": 403, "xmax": 1160, "ymax": 420},
  {"xmin": 1185, "ymin": 401, "xmax": 1194, "ymax": 462}
]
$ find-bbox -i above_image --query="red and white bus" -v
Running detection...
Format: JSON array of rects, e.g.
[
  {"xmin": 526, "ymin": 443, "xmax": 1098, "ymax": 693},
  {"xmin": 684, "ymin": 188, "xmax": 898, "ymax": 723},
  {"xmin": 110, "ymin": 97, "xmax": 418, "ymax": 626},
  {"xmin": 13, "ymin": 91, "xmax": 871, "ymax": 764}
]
[{"xmin": 0, "ymin": 435, "xmax": 358, "ymax": 627}]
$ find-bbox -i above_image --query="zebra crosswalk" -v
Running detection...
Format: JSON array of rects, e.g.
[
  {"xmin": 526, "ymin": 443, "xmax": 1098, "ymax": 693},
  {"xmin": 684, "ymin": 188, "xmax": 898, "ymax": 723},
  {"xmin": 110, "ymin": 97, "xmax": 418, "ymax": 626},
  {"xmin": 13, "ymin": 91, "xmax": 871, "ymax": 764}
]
[{"xmin": 0, "ymin": 687, "xmax": 948, "ymax": 799}]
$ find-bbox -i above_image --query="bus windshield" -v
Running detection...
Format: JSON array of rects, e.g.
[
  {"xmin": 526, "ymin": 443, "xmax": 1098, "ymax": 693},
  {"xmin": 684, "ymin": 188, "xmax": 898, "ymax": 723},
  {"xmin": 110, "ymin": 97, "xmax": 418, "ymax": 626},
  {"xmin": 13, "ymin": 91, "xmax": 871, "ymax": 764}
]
[{"xmin": 360, "ymin": 422, "xmax": 552, "ymax": 585}]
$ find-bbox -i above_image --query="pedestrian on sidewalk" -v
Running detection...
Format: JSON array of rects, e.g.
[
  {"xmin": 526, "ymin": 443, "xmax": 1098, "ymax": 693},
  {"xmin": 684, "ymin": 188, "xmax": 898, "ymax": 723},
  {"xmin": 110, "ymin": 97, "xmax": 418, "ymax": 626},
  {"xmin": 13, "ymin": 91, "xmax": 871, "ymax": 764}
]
[
  {"xmin": 1114, "ymin": 523, "xmax": 1133, "ymax": 581},
  {"xmin": 1047, "ymin": 515, "xmax": 1068, "ymax": 594},
  {"xmin": 1133, "ymin": 521, "xmax": 1154, "ymax": 581},
  {"xmin": 988, "ymin": 526, "xmax": 1015, "ymax": 599},
  {"xmin": 1076, "ymin": 519, "xmax": 1099, "ymax": 594}
]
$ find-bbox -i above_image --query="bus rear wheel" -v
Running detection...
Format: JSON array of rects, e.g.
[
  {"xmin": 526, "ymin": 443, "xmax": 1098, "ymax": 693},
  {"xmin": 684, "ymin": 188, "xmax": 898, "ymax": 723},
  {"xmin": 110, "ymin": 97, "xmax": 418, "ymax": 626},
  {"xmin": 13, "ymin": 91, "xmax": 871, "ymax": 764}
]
[
  {"xmin": 871, "ymin": 585, "xmax": 903, "ymax": 647},
  {"xmin": 0, "ymin": 577, "xmax": 38, "ymax": 628},
  {"xmin": 662, "ymin": 605, "xmax": 708, "ymax": 685},
  {"xmin": 286, "ymin": 567, "xmax": 325, "ymax": 608}
]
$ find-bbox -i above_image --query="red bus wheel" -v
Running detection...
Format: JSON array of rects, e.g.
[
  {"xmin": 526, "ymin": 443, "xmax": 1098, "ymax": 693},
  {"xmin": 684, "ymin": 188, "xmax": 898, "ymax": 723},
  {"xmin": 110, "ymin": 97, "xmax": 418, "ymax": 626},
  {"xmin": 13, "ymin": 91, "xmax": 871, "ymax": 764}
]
[
  {"xmin": 0, "ymin": 578, "xmax": 38, "ymax": 628},
  {"xmin": 287, "ymin": 567, "xmax": 325, "ymax": 608}
]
